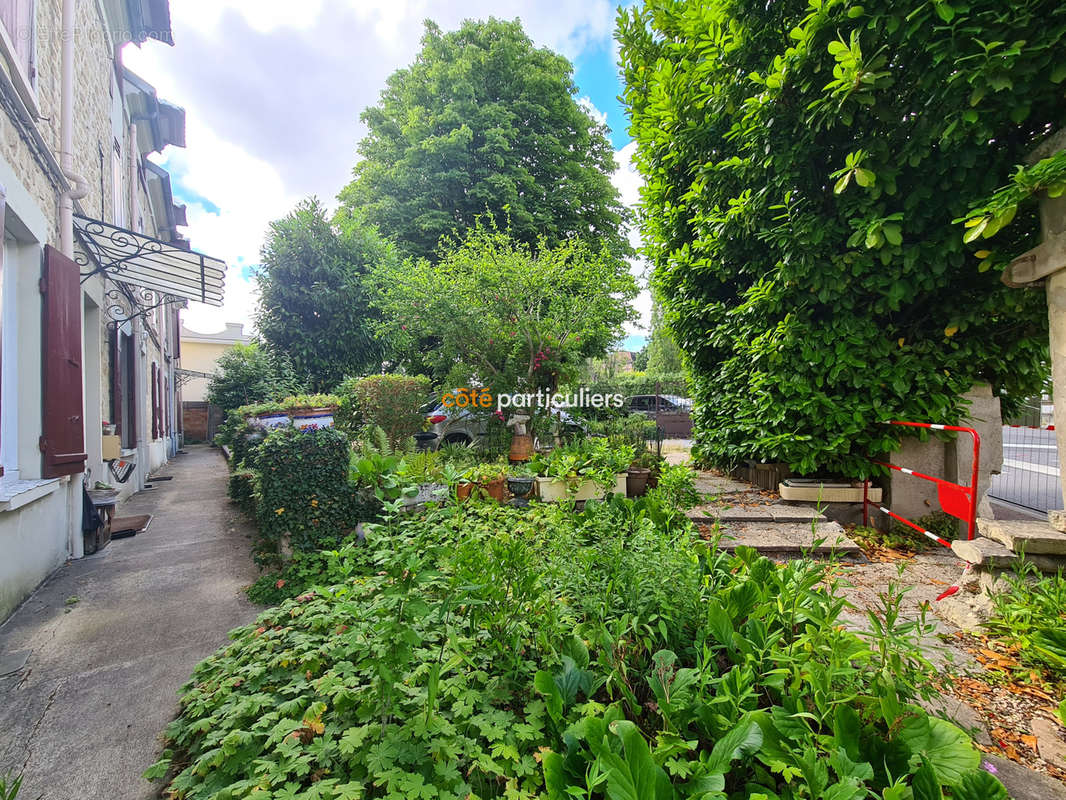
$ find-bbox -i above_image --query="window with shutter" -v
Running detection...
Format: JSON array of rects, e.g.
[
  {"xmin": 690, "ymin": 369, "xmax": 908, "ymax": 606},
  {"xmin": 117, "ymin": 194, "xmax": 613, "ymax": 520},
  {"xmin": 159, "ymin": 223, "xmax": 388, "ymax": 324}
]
[
  {"xmin": 0, "ymin": 0, "xmax": 35, "ymax": 88},
  {"xmin": 40, "ymin": 245, "xmax": 86, "ymax": 478}
]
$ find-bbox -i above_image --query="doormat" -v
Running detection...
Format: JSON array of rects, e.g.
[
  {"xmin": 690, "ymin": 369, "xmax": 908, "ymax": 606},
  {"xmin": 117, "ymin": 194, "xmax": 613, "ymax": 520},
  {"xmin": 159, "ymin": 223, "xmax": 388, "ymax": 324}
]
[{"xmin": 110, "ymin": 514, "xmax": 153, "ymax": 539}]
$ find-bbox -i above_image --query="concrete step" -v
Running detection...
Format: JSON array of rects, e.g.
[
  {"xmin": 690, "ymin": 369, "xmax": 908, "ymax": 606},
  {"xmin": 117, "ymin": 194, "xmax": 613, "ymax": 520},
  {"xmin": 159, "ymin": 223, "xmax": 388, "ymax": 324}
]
[
  {"xmin": 978, "ymin": 518, "xmax": 1066, "ymax": 555},
  {"xmin": 688, "ymin": 503, "xmax": 827, "ymax": 524},
  {"xmin": 710, "ymin": 521, "xmax": 862, "ymax": 557}
]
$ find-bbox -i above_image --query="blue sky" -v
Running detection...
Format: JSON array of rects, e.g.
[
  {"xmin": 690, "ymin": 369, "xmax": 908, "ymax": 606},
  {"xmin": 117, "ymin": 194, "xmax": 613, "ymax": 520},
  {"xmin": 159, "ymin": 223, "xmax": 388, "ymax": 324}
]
[
  {"xmin": 125, "ymin": 1, "xmax": 649, "ymax": 343},
  {"xmin": 573, "ymin": 41, "xmax": 630, "ymax": 150}
]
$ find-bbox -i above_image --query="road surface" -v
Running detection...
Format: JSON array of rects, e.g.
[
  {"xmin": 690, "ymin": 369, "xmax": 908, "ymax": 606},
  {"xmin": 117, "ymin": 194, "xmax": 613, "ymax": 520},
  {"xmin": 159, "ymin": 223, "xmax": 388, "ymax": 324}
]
[{"xmin": 989, "ymin": 426, "xmax": 1063, "ymax": 513}]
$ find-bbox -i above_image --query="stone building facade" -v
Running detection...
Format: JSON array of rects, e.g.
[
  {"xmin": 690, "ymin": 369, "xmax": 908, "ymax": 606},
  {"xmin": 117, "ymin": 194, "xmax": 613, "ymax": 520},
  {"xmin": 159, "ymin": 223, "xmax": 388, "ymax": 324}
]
[{"xmin": 0, "ymin": 0, "xmax": 225, "ymax": 620}]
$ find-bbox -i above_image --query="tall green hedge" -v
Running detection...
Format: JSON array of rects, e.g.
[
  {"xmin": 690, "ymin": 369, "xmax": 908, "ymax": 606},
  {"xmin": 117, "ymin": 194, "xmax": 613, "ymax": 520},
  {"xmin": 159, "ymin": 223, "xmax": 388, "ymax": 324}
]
[
  {"xmin": 619, "ymin": 0, "xmax": 1060, "ymax": 475},
  {"xmin": 255, "ymin": 427, "xmax": 366, "ymax": 552}
]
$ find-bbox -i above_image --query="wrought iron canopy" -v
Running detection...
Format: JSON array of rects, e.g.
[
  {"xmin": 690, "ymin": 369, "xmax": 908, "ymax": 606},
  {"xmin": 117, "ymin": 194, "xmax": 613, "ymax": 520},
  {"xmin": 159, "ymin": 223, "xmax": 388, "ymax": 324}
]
[
  {"xmin": 74, "ymin": 215, "xmax": 226, "ymax": 306},
  {"xmin": 102, "ymin": 285, "xmax": 186, "ymax": 331}
]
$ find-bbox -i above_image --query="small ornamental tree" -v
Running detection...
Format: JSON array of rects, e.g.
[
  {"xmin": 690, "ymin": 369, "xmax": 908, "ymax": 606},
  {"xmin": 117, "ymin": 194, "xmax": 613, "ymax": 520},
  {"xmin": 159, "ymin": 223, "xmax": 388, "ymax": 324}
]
[
  {"xmin": 335, "ymin": 374, "xmax": 432, "ymax": 445},
  {"xmin": 369, "ymin": 223, "xmax": 639, "ymax": 401},
  {"xmin": 618, "ymin": 0, "xmax": 1062, "ymax": 475}
]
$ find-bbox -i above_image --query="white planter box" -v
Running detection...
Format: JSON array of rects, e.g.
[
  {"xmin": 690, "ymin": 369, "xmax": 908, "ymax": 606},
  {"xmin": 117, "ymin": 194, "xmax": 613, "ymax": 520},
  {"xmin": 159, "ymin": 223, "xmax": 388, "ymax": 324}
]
[
  {"xmin": 778, "ymin": 480, "xmax": 881, "ymax": 503},
  {"xmin": 535, "ymin": 473, "xmax": 627, "ymax": 502}
]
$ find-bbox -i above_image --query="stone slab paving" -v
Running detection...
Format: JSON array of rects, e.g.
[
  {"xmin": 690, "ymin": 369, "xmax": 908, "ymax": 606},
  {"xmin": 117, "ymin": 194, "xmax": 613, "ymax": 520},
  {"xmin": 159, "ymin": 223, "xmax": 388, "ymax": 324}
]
[
  {"xmin": 692, "ymin": 471, "xmax": 763, "ymax": 496},
  {"xmin": 0, "ymin": 445, "xmax": 260, "ymax": 800},
  {"xmin": 714, "ymin": 521, "xmax": 862, "ymax": 556}
]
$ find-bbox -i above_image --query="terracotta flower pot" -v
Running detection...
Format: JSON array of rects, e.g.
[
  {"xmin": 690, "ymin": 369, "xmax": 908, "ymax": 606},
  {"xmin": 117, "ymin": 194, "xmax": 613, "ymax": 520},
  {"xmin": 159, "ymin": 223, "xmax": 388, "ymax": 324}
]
[
  {"xmin": 480, "ymin": 477, "xmax": 507, "ymax": 503},
  {"xmin": 509, "ymin": 433, "xmax": 534, "ymax": 462}
]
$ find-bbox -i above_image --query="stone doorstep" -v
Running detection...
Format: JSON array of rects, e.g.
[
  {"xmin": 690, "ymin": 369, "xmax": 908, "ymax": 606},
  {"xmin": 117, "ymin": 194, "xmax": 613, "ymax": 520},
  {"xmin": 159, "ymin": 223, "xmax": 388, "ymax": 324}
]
[
  {"xmin": 1031, "ymin": 717, "xmax": 1066, "ymax": 771},
  {"xmin": 715, "ymin": 521, "xmax": 862, "ymax": 557},
  {"xmin": 978, "ymin": 518, "xmax": 1066, "ymax": 555},
  {"xmin": 951, "ymin": 536, "xmax": 1017, "ymax": 568},
  {"xmin": 769, "ymin": 504, "xmax": 827, "ymax": 523},
  {"xmin": 688, "ymin": 505, "xmax": 774, "ymax": 523}
]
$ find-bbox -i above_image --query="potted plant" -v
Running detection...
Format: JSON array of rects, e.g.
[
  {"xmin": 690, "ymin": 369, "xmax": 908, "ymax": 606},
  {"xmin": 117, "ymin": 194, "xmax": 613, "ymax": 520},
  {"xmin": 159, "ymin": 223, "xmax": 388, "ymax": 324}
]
[
  {"xmin": 626, "ymin": 450, "xmax": 661, "ymax": 497},
  {"xmin": 506, "ymin": 463, "xmax": 535, "ymax": 506},
  {"xmin": 532, "ymin": 440, "xmax": 632, "ymax": 502},
  {"xmin": 475, "ymin": 463, "xmax": 508, "ymax": 502}
]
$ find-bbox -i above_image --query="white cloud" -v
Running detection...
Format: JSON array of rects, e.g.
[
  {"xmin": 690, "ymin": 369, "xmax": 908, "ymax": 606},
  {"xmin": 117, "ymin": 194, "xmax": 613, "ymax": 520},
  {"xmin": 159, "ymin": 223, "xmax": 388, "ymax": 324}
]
[
  {"xmin": 610, "ymin": 140, "xmax": 650, "ymax": 335},
  {"xmin": 578, "ymin": 96, "xmax": 608, "ymax": 127}
]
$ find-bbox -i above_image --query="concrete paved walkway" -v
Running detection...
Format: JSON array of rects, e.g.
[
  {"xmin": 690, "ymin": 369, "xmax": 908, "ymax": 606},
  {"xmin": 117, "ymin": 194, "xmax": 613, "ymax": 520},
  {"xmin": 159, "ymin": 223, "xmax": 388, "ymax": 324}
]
[{"xmin": 0, "ymin": 445, "xmax": 259, "ymax": 800}]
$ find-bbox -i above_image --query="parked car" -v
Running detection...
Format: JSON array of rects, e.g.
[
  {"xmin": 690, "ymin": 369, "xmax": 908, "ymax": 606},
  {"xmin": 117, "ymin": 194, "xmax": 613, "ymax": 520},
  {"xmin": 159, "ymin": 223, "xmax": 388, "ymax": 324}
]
[
  {"xmin": 626, "ymin": 394, "xmax": 693, "ymax": 416},
  {"xmin": 419, "ymin": 397, "xmax": 585, "ymax": 449}
]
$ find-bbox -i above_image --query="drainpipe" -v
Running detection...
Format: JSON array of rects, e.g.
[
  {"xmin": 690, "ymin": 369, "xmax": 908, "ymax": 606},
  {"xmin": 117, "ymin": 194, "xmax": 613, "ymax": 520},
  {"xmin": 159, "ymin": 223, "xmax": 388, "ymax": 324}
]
[
  {"xmin": 60, "ymin": 0, "xmax": 89, "ymax": 255},
  {"xmin": 60, "ymin": 0, "xmax": 89, "ymax": 561}
]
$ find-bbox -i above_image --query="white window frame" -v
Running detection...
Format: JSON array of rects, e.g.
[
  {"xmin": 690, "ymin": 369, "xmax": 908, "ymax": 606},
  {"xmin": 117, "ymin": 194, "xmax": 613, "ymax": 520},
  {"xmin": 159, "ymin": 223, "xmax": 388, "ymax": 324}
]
[{"xmin": 0, "ymin": 0, "xmax": 38, "ymax": 117}]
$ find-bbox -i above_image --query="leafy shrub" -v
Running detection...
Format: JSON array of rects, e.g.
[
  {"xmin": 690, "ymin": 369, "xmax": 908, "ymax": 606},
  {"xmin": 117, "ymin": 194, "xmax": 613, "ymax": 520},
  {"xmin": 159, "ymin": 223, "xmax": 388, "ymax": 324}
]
[
  {"xmin": 227, "ymin": 468, "xmax": 257, "ymax": 516},
  {"xmin": 150, "ymin": 501, "xmax": 1005, "ymax": 799},
  {"xmin": 215, "ymin": 410, "xmax": 269, "ymax": 468},
  {"xmin": 619, "ymin": 0, "xmax": 1056, "ymax": 475},
  {"xmin": 255, "ymin": 426, "xmax": 367, "ymax": 552},
  {"xmin": 334, "ymin": 374, "xmax": 430, "ymax": 444},
  {"xmin": 207, "ymin": 342, "xmax": 303, "ymax": 413}
]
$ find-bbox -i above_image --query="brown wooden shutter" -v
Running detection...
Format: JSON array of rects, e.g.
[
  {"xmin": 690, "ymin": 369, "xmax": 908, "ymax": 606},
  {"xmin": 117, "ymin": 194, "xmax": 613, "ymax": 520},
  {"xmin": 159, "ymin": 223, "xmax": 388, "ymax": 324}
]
[
  {"xmin": 109, "ymin": 328, "xmax": 122, "ymax": 434},
  {"xmin": 151, "ymin": 361, "xmax": 159, "ymax": 439},
  {"xmin": 40, "ymin": 245, "xmax": 86, "ymax": 477},
  {"xmin": 157, "ymin": 368, "xmax": 165, "ymax": 438}
]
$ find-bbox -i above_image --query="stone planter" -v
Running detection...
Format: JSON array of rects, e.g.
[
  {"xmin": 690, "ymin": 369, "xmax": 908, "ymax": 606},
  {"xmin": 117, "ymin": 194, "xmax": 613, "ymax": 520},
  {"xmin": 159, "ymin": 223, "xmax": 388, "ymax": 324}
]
[
  {"xmin": 534, "ymin": 473, "xmax": 627, "ymax": 502},
  {"xmin": 402, "ymin": 483, "xmax": 448, "ymax": 507},
  {"xmin": 253, "ymin": 412, "xmax": 290, "ymax": 430},
  {"xmin": 290, "ymin": 407, "xmax": 336, "ymax": 431}
]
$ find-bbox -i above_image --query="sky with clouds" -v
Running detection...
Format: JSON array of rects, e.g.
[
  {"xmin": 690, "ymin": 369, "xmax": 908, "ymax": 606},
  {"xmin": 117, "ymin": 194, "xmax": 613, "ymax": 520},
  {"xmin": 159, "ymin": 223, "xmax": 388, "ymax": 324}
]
[{"xmin": 123, "ymin": 0, "xmax": 649, "ymax": 349}]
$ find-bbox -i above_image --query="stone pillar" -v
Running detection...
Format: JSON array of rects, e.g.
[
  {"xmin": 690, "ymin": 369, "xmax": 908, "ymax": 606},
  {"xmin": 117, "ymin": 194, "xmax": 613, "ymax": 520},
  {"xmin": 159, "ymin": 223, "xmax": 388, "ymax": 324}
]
[{"xmin": 1043, "ymin": 201, "xmax": 1066, "ymax": 507}]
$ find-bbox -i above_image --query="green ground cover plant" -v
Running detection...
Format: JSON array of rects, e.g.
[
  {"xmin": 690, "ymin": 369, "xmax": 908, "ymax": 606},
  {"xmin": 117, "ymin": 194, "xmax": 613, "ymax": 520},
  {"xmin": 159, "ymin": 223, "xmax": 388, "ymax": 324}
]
[
  {"xmin": 149, "ymin": 497, "xmax": 1004, "ymax": 799},
  {"xmin": 985, "ymin": 562, "xmax": 1066, "ymax": 684}
]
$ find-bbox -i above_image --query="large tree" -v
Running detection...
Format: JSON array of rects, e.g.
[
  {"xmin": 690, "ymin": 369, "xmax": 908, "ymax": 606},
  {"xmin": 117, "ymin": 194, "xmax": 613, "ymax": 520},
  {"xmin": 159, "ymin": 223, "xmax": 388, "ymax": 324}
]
[
  {"xmin": 368, "ymin": 223, "xmax": 638, "ymax": 395},
  {"xmin": 339, "ymin": 18, "xmax": 630, "ymax": 264},
  {"xmin": 256, "ymin": 199, "xmax": 397, "ymax": 391},
  {"xmin": 644, "ymin": 301, "xmax": 684, "ymax": 375},
  {"xmin": 619, "ymin": 0, "xmax": 1062, "ymax": 476}
]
